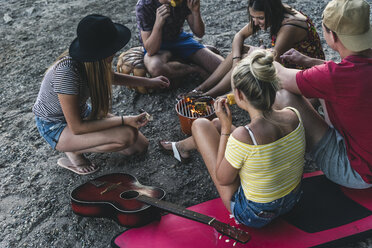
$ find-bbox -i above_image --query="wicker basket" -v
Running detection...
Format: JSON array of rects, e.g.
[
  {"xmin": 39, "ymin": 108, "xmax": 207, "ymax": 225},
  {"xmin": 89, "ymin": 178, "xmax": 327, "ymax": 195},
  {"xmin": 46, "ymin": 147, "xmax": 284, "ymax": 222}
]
[{"xmin": 117, "ymin": 46, "xmax": 152, "ymax": 94}]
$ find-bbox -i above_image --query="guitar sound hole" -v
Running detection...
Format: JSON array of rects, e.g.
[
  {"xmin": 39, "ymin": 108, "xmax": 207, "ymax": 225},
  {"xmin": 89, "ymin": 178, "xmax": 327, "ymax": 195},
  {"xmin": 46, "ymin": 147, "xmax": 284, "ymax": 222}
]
[{"xmin": 121, "ymin": 190, "xmax": 139, "ymax": 200}]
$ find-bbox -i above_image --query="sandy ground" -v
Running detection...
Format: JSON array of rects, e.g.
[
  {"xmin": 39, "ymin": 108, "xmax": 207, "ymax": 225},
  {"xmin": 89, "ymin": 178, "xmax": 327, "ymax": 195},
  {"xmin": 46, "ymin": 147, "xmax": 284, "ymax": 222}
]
[{"xmin": 1, "ymin": 0, "xmax": 372, "ymax": 247}]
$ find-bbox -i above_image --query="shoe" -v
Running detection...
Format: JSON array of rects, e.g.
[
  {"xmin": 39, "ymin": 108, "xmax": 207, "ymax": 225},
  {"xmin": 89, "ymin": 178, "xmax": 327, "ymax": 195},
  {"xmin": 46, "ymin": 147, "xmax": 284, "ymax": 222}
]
[
  {"xmin": 57, "ymin": 158, "xmax": 100, "ymax": 175},
  {"xmin": 159, "ymin": 141, "xmax": 190, "ymax": 163}
]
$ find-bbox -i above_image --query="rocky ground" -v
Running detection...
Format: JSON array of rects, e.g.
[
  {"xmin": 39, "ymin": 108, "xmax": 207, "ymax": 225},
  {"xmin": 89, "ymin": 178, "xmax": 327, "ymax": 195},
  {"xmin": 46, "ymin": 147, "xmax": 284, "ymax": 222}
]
[{"xmin": 1, "ymin": 0, "xmax": 372, "ymax": 247}]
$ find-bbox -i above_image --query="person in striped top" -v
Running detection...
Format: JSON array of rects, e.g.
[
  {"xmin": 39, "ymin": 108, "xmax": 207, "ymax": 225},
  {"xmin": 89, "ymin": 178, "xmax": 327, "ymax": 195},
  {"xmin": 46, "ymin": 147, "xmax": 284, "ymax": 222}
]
[
  {"xmin": 33, "ymin": 14, "xmax": 170, "ymax": 175},
  {"xmin": 161, "ymin": 49, "xmax": 305, "ymax": 227}
]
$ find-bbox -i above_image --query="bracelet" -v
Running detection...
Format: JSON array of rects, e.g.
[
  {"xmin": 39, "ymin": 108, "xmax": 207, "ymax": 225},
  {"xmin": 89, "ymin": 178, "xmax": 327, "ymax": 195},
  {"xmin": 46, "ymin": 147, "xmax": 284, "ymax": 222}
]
[
  {"xmin": 121, "ymin": 116, "xmax": 124, "ymax": 126},
  {"xmin": 232, "ymin": 56, "xmax": 242, "ymax": 60},
  {"xmin": 221, "ymin": 133, "xmax": 230, "ymax": 136}
]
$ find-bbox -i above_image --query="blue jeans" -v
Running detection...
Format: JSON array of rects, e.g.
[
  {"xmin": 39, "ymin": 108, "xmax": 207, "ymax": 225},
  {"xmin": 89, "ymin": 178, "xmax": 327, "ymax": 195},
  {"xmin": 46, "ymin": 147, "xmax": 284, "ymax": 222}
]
[
  {"xmin": 143, "ymin": 32, "xmax": 205, "ymax": 60},
  {"xmin": 230, "ymin": 184, "xmax": 302, "ymax": 228},
  {"xmin": 309, "ymin": 127, "xmax": 372, "ymax": 189}
]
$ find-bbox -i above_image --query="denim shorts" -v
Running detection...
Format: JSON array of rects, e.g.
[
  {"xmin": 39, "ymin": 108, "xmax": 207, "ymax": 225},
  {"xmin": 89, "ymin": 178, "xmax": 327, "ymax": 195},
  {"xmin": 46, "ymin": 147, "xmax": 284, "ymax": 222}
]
[
  {"xmin": 230, "ymin": 184, "xmax": 302, "ymax": 228},
  {"xmin": 309, "ymin": 127, "xmax": 372, "ymax": 189},
  {"xmin": 35, "ymin": 106, "xmax": 91, "ymax": 150},
  {"xmin": 35, "ymin": 117, "xmax": 67, "ymax": 149},
  {"xmin": 143, "ymin": 32, "xmax": 205, "ymax": 60}
]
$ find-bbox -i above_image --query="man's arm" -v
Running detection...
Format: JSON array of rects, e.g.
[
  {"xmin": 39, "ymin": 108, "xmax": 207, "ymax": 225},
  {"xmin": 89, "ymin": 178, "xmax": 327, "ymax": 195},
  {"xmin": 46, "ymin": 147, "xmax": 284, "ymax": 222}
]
[
  {"xmin": 186, "ymin": 0, "xmax": 204, "ymax": 38},
  {"xmin": 141, "ymin": 4, "xmax": 170, "ymax": 56},
  {"xmin": 273, "ymin": 61, "xmax": 302, "ymax": 94},
  {"xmin": 280, "ymin": 48, "xmax": 325, "ymax": 68}
]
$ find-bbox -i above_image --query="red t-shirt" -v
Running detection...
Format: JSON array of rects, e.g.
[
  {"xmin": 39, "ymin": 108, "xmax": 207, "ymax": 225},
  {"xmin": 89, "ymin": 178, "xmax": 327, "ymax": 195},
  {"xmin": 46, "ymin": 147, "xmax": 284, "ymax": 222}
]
[{"xmin": 296, "ymin": 55, "xmax": 372, "ymax": 183}]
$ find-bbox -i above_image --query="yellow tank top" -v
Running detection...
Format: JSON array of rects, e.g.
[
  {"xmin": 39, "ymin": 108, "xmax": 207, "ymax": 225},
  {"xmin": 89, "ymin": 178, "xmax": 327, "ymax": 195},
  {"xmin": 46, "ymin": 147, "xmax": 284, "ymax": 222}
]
[{"xmin": 225, "ymin": 107, "xmax": 305, "ymax": 203}]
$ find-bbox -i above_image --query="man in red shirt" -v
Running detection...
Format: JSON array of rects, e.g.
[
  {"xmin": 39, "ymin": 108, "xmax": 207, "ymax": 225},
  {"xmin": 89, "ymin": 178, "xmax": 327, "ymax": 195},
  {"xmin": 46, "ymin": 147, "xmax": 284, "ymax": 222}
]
[{"xmin": 270, "ymin": 0, "xmax": 372, "ymax": 189}]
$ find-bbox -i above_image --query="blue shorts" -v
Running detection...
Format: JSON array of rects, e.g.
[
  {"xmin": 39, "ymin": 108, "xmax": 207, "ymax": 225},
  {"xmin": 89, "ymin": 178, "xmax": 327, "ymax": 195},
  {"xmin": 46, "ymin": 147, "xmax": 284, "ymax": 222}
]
[
  {"xmin": 144, "ymin": 32, "xmax": 205, "ymax": 60},
  {"xmin": 35, "ymin": 106, "xmax": 91, "ymax": 150},
  {"xmin": 310, "ymin": 127, "xmax": 372, "ymax": 189},
  {"xmin": 230, "ymin": 184, "xmax": 302, "ymax": 228},
  {"xmin": 35, "ymin": 117, "xmax": 67, "ymax": 150}
]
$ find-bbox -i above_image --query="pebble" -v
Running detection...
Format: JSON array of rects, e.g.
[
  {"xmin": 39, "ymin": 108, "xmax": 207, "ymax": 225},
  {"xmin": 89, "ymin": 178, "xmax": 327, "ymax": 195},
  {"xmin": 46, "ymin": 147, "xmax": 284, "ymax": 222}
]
[
  {"xmin": 3, "ymin": 13, "xmax": 13, "ymax": 23},
  {"xmin": 25, "ymin": 7, "xmax": 34, "ymax": 16}
]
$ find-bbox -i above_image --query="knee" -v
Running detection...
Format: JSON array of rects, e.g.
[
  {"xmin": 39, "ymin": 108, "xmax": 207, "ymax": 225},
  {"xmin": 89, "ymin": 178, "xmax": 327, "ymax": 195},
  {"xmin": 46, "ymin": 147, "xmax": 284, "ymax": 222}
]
[
  {"xmin": 191, "ymin": 118, "xmax": 212, "ymax": 134},
  {"xmin": 137, "ymin": 135, "xmax": 149, "ymax": 154},
  {"xmin": 144, "ymin": 53, "xmax": 171, "ymax": 77},
  {"xmin": 211, "ymin": 118, "xmax": 221, "ymax": 128},
  {"xmin": 118, "ymin": 126, "xmax": 139, "ymax": 148},
  {"xmin": 146, "ymin": 63, "xmax": 167, "ymax": 77},
  {"xmin": 124, "ymin": 127, "xmax": 149, "ymax": 154}
]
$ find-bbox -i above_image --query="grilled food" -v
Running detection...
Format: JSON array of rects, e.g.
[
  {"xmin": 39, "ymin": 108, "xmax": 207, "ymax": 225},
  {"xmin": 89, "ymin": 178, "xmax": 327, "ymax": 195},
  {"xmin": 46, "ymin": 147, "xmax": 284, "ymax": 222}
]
[
  {"xmin": 145, "ymin": 112, "xmax": 153, "ymax": 121},
  {"xmin": 226, "ymin": 93, "xmax": 236, "ymax": 105},
  {"xmin": 170, "ymin": 0, "xmax": 182, "ymax": 7}
]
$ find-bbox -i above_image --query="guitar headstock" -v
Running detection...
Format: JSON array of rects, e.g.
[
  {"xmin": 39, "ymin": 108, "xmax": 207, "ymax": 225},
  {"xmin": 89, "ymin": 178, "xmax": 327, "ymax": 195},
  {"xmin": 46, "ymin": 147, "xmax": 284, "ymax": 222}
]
[{"xmin": 210, "ymin": 220, "xmax": 250, "ymax": 244}]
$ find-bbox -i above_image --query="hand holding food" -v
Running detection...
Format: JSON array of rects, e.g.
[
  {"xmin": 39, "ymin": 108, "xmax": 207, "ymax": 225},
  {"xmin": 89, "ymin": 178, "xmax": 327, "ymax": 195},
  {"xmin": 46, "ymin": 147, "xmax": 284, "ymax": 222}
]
[{"xmin": 140, "ymin": 109, "xmax": 153, "ymax": 121}]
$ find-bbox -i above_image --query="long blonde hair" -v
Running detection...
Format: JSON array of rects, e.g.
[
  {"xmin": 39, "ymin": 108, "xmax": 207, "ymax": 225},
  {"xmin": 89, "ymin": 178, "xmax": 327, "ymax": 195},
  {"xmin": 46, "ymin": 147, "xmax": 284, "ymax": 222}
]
[
  {"xmin": 51, "ymin": 50, "xmax": 113, "ymax": 120},
  {"xmin": 82, "ymin": 59, "xmax": 112, "ymax": 120},
  {"xmin": 232, "ymin": 49, "xmax": 279, "ymax": 116}
]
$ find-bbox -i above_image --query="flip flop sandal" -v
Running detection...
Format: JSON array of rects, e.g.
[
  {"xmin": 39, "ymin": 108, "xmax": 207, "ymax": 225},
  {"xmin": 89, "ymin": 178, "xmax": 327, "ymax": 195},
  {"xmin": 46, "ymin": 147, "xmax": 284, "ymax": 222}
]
[
  {"xmin": 159, "ymin": 141, "xmax": 190, "ymax": 163},
  {"xmin": 57, "ymin": 158, "xmax": 100, "ymax": 175}
]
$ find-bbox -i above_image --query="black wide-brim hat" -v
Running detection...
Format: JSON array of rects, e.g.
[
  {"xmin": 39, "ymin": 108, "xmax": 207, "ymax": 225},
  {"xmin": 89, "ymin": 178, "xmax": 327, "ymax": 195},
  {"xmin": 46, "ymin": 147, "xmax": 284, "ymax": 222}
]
[{"xmin": 69, "ymin": 14, "xmax": 131, "ymax": 62}]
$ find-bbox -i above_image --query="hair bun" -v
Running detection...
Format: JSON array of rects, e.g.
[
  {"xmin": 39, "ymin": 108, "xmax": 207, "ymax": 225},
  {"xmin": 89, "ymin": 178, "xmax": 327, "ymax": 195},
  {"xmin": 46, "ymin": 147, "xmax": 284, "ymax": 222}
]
[{"xmin": 249, "ymin": 49, "xmax": 277, "ymax": 83}]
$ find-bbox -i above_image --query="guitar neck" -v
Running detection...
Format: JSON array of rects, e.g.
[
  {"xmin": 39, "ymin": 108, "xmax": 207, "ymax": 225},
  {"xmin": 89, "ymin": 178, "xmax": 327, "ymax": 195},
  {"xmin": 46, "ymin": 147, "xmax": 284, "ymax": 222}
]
[
  {"xmin": 138, "ymin": 195, "xmax": 213, "ymax": 225},
  {"xmin": 137, "ymin": 195, "xmax": 250, "ymax": 244}
]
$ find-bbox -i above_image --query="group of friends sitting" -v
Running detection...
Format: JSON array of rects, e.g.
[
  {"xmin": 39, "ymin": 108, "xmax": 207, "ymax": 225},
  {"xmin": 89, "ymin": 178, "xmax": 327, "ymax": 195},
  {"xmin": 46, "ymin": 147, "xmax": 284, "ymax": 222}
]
[{"xmin": 33, "ymin": 0, "xmax": 372, "ymax": 228}]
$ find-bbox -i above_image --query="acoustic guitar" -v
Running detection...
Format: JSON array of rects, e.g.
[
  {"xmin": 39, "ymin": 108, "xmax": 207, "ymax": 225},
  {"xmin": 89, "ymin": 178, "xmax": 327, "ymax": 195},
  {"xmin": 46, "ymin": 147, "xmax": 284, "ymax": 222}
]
[{"xmin": 70, "ymin": 173, "xmax": 250, "ymax": 244}]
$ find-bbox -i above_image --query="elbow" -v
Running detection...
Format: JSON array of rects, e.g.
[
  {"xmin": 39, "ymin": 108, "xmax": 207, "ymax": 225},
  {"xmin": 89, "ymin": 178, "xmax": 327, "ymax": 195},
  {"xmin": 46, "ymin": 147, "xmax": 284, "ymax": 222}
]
[
  {"xmin": 143, "ymin": 44, "xmax": 154, "ymax": 56},
  {"xmin": 195, "ymin": 31, "xmax": 204, "ymax": 38},
  {"xmin": 145, "ymin": 48, "xmax": 157, "ymax": 57},
  {"xmin": 146, "ymin": 51, "xmax": 154, "ymax": 57},
  {"xmin": 233, "ymin": 33, "xmax": 241, "ymax": 41},
  {"xmin": 70, "ymin": 128, "xmax": 84, "ymax": 135},
  {"xmin": 232, "ymin": 33, "xmax": 244, "ymax": 45},
  {"xmin": 217, "ymin": 178, "xmax": 231, "ymax": 187},
  {"xmin": 68, "ymin": 123, "xmax": 85, "ymax": 135},
  {"xmin": 215, "ymin": 172, "xmax": 231, "ymax": 186}
]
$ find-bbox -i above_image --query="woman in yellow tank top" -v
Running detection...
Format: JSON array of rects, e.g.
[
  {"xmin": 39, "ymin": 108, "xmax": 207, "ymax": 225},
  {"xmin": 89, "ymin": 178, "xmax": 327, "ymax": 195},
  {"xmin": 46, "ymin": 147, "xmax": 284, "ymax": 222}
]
[{"xmin": 161, "ymin": 49, "xmax": 305, "ymax": 227}]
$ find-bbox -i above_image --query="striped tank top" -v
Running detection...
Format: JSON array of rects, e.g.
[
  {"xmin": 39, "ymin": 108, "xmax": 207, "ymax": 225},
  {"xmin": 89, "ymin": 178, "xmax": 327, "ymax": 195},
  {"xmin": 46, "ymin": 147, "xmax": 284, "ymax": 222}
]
[{"xmin": 225, "ymin": 107, "xmax": 305, "ymax": 203}]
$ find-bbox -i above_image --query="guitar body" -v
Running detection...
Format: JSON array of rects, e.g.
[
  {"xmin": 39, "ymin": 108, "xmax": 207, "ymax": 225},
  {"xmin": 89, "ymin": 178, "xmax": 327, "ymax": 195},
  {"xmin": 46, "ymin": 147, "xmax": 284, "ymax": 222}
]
[{"xmin": 70, "ymin": 173, "xmax": 166, "ymax": 227}]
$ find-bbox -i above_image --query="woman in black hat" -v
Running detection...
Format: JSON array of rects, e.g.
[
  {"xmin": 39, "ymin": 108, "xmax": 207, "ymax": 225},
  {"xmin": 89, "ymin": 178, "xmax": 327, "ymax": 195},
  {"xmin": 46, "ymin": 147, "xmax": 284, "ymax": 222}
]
[{"xmin": 33, "ymin": 14, "xmax": 170, "ymax": 175}]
